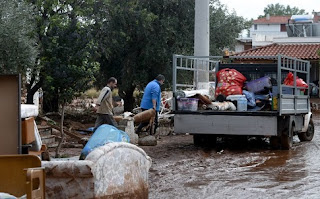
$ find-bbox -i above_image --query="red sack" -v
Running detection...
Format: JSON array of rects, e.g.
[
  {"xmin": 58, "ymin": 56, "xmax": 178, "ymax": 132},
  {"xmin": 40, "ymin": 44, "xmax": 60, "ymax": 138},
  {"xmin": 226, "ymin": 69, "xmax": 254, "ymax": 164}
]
[
  {"xmin": 283, "ymin": 72, "xmax": 308, "ymax": 88},
  {"xmin": 215, "ymin": 83, "xmax": 242, "ymax": 97},
  {"xmin": 215, "ymin": 68, "xmax": 246, "ymax": 97},
  {"xmin": 216, "ymin": 68, "xmax": 246, "ymax": 86}
]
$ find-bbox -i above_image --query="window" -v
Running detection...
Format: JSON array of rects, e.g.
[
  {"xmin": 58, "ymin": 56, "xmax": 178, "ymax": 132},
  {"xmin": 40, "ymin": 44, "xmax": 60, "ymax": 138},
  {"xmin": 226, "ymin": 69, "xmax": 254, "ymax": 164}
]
[
  {"xmin": 254, "ymin": 24, "xmax": 257, "ymax": 30},
  {"xmin": 280, "ymin": 24, "xmax": 286, "ymax": 32}
]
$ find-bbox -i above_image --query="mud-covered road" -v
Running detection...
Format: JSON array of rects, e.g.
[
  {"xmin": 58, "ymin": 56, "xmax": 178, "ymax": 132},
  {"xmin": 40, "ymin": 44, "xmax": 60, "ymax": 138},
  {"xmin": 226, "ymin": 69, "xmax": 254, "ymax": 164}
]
[{"xmin": 141, "ymin": 113, "xmax": 320, "ymax": 199}]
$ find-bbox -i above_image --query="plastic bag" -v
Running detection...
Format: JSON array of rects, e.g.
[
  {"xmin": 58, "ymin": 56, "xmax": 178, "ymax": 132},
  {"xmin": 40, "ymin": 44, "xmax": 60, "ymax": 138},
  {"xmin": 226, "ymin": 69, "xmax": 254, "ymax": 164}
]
[
  {"xmin": 245, "ymin": 76, "xmax": 272, "ymax": 93},
  {"xmin": 283, "ymin": 72, "xmax": 308, "ymax": 89},
  {"xmin": 79, "ymin": 124, "xmax": 130, "ymax": 160},
  {"xmin": 215, "ymin": 83, "xmax": 243, "ymax": 97}
]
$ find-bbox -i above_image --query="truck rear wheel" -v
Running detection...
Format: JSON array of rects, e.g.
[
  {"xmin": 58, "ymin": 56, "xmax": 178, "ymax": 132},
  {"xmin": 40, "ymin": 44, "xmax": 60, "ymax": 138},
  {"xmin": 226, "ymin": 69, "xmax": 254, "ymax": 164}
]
[
  {"xmin": 281, "ymin": 126, "xmax": 293, "ymax": 150},
  {"xmin": 193, "ymin": 134, "xmax": 216, "ymax": 147},
  {"xmin": 298, "ymin": 119, "xmax": 314, "ymax": 142},
  {"xmin": 270, "ymin": 136, "xmax": 280, "ymax": 149}
]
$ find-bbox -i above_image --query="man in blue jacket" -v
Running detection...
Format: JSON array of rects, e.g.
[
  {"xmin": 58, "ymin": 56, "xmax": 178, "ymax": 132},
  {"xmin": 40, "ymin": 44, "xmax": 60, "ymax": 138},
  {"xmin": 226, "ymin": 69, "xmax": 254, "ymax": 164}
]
[{"xmin": 136, "ymin": 74, "xmax": 165, "ymax": 136}]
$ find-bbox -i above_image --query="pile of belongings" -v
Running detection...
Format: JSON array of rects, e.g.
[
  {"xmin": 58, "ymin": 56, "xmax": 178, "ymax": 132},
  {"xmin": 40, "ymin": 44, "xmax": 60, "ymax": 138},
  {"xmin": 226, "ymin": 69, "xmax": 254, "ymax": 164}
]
[
  {"xmin": 207, "ymin": 69, "xmax": 309, "ymax": 112},
  {"xmin": 177, "ymin": 69, "xmax": 308, "ymax": 112},
  {"xmin": 198, "ymin": 68, "xmax": 246, "ymax": 111}
]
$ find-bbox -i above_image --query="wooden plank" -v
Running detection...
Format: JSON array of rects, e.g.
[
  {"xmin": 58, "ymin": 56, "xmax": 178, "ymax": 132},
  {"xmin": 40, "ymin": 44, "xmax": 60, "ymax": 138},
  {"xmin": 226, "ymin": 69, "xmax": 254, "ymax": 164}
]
[
  {"xmin": 39, "ymin": 116, "xmax": 84, "ymax": 140},
  {"xmin": 0, "ymin": 75, "xmax": 21, "ymax": 154}
]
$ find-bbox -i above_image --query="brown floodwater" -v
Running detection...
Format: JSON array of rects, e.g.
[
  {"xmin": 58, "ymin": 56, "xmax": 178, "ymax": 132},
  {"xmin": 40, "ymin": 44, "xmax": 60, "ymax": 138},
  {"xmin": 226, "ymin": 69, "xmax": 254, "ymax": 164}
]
[{"xmin": 141, "ymin": 113, "xmax": 320, "ymax": 199}]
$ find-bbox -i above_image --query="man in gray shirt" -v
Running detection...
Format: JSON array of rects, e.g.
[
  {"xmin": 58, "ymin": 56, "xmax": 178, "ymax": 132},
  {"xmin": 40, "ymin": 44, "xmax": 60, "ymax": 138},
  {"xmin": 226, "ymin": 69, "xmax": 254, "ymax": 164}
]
[{"xmin": 93, "ymin": 77, "xmax": 118, "ymax": 130}]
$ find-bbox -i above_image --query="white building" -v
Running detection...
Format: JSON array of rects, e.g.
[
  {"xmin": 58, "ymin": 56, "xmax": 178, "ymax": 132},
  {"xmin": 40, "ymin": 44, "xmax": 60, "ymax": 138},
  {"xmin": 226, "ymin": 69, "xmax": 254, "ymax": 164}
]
[
  {"xmin": 250, "ymin": 15, "xmax": 290, "ymax": 48},
  {"xmin": 235, "ymin": 12, "xmax": 320, "ymax": 52}
]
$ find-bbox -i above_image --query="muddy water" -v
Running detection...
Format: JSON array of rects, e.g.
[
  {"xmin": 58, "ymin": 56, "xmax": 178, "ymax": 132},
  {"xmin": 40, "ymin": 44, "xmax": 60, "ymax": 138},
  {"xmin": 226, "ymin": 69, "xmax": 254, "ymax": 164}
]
[{"xmin": 141, "ymin": 113, "xmax": 320, "ymax": 199}]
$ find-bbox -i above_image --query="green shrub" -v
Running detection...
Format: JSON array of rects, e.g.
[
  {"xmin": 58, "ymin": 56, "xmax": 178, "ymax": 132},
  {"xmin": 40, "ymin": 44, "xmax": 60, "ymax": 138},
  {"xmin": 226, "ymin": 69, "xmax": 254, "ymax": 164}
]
[{"xmin": 84, "ymin": 88, "xmax": 100, "ymax": 98}]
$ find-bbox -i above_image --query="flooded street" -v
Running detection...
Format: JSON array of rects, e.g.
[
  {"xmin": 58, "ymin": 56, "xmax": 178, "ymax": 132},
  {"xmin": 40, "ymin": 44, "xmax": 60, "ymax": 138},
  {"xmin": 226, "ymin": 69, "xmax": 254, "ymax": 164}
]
[{"xmin": 141, "ymin": 113, "xmax": 320, "ymax": 199}]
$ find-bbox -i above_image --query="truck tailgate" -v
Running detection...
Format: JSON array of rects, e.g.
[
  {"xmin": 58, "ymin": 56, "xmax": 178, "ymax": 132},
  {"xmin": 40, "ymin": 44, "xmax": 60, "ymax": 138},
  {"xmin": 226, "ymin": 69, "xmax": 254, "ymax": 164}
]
[{"xmin": 174, "ymin": 112, "xmax": 278, "ymax": 136}]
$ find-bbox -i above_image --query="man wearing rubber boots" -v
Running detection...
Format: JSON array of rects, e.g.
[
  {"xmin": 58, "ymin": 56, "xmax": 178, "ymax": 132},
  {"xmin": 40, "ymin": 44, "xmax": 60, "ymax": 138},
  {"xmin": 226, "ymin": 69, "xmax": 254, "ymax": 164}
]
[{"xmin": 136, "ymin": 74, "xmax": 165, "ymax": 137}]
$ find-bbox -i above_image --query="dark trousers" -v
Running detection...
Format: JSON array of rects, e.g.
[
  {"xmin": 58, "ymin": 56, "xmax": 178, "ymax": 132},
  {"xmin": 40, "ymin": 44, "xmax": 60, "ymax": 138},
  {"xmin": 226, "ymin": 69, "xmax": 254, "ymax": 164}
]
[
  {"xmin": 136, "ymin": 108, "xmax": 158, "ymax": 135},
  {"xmin": 94, "ymin": 114, "xmax": 118, "ymax": 132}
]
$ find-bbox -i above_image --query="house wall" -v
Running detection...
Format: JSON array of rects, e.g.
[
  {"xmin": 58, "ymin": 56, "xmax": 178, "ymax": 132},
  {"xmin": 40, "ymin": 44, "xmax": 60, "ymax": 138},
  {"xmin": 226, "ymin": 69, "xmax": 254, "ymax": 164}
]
[
  {"xmin": 235, "ymin": 43, "xmax": 244, "ymax": 53},
  {"xmin": 250, "ymin": 24, "xmax": 283, "ymax": 32},
  {"xmin": 235, "ymin": 41, "xmax": 253, "ymax": 53},
  {"xmin": 250, "ymin": 24, "xmax": 288, "ymax": 47}
]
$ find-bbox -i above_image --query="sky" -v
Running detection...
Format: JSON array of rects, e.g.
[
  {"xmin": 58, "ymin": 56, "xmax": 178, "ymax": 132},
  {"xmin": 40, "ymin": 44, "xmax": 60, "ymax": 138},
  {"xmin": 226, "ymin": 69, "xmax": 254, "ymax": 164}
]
[{"xmin": 219, "ymin": 0, "xmax": 320, "ymax": 20}]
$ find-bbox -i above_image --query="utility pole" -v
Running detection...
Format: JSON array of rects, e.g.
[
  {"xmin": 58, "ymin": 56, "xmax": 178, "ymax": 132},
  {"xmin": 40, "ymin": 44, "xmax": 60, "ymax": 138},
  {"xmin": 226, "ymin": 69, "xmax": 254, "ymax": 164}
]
[{"xmin": 194, "ymin": 0, "xmax": 210, "ymax": 89}]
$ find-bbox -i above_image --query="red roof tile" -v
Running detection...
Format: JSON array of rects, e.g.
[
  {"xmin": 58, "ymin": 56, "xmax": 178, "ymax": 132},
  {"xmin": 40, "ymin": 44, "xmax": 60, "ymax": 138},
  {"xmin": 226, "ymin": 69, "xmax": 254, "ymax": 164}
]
[
  {"xmin": 254, "ymin": 16, "xmax": 291, "ymax": 24},
  {"xmin": 232, "ymin": 44, "xmax": 320, "ymax": 60}
]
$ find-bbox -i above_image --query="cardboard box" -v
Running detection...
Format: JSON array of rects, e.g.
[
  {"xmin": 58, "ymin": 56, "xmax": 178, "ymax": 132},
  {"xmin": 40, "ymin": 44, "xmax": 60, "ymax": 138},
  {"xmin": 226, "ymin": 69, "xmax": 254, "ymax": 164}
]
[{"xmin": 22, "ymin": 117, "xmax": 35, "ymax": 144}]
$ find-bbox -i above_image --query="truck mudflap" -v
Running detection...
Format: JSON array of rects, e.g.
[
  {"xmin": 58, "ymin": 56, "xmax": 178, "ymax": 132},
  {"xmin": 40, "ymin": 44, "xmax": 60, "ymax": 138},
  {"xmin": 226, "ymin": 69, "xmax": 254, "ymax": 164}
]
[{"xmin": 301, "ymin": 112, "xmax": 312, "ymax": 132}]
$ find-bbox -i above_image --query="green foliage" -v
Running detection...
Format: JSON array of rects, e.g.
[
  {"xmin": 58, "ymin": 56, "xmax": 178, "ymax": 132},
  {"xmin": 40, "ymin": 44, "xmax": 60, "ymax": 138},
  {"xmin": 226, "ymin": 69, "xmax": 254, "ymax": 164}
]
[
  {"xmin": 42, "ymin": 17, "xmax": 99, "ymax": 104},
  {"xmin": 209, "ymin": 0, "xmax": 250, "ymax": 55},
  {"xmin": 0, "ymin": 0, "xmax": 248, "ymax": 112},
  {"xmin": 0, "ymin": 0, "xmax": 38, "ymax": 74},
  {"xmin": 84, "ymin": 88, "xmax": 100, "ymax": 98},
  {"xmin": 27, "ymin": 0, "xmax": 99, "ymax": 109},
  {"xmin": 93, "ymin": 0, "xmax": 248, "ymax": 110},
  {"xmin": 93, "ymin": 0, "xmax": 193, "ymax": 85},
  {"xmin": 92, "ymin": 0, "xmax": 195, "ymax": 110},
  {"xmin": 259, "ymin": 3, "xmax": 306, "ymax": 18}
]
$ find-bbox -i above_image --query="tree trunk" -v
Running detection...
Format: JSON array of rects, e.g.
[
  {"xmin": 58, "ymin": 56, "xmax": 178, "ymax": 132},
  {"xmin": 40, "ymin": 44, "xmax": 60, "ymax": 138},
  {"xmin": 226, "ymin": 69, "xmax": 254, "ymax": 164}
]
[
  {"xmin": 55, "ymin": 102, "xmax": 65, "ymax": 158},
  {"xmin": 43, "ymin": 89, "xmax": 59, "ymax": 113},
  {"xmin": 26, "ymin": 81, "xmax": 42, "ymax": 104},
  {"xmin": 25, "ymin": 68, "xmax": 43, "ymax": 104},
  {"xmin": 120, "ymin": 86, "xmax": 136, "ymax": 112}
]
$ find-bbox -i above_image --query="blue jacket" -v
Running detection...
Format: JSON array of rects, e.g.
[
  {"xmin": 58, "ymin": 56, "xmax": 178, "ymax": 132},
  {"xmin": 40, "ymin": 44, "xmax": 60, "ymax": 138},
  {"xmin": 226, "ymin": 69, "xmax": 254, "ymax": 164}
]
[{"xmin": 140, "ymin": 80, "xmax": 161, "ymax": 111}]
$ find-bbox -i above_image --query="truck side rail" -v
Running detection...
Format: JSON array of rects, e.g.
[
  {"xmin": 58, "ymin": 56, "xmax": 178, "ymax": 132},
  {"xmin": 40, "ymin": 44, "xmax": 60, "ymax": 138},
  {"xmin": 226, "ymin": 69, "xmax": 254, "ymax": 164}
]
[
  {"xmin": 172, "ymin": 55, "xmax": 218, "ymax": 94},
  {"xmin": 172, "ymin": 54, "xmax": 310, "ymax": 115},
  {"xmin": 277, "ymin": 55, "xmax": 310, "ymax": 115}
]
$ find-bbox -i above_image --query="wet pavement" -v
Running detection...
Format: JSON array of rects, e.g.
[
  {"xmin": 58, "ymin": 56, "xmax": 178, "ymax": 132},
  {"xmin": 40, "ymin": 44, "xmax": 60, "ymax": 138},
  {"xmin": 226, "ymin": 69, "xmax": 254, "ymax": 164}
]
[{"xmin": 141, "ymin": 113, "xmax": 320, "ymax": 199}]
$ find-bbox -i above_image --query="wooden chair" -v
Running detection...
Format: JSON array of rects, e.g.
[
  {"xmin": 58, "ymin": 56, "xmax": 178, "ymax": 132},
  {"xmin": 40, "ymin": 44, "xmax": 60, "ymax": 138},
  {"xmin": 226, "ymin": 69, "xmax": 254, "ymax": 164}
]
[{"xmin": 0, "ymin": 155, "xmax": 45, "ymax": 199}]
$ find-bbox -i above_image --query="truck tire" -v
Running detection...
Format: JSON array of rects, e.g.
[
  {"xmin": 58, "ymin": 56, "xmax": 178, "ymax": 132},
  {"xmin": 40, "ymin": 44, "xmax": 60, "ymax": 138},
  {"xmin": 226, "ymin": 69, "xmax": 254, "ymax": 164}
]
[
  {"xmin": 193, "ymin": 134, "xmax": 203, "ymax": 147},
  {"xmin": 281, "ymin": 125, "xmax": 293, "ymax": 150},
  {"xmin": 270, "ymin": 136, "xmax": 281, "ymax": 149},
  {"xmin": 298, "ymin": 119, "xmax": 314, "ymax": 142},
  {"xmin": 193, "ymin": 134, "xmax": 216, "ymax": 147}
]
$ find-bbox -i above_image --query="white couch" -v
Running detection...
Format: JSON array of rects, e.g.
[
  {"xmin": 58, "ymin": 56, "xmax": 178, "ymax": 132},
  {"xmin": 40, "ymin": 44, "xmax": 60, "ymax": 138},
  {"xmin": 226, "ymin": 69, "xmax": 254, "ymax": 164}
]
[{"xmin": 42, "ymin": 142, "xmax": 152, "ymax": 199}]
